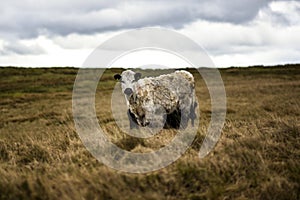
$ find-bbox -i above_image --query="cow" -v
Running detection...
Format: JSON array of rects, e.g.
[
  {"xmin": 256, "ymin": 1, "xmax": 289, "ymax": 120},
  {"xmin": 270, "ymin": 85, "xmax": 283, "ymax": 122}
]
[{"xmin": 114, "ymin": 70, "xmax": 197, "ymax": 129}]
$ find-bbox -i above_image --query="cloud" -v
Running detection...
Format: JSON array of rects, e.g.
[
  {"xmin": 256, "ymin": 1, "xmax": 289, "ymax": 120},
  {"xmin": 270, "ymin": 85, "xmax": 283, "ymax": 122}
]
[
  {"xmin": 0, "ymin": 40, "xmax": 46, "ymax": 55},
  {"xmin": 0, "ymin": 0, "xmax": 271, "ymax": 39},
  {"xmin": 268, "ymin": 0, "xmax": 300, "ymax": 26},
  {"xmin": 179, "ymin": 1, "xmax": 300, "ymax": 66},
  {"xmin": 0, "ymin": 0, "xmax": 299, "ymax": 67},
  {"xmin": 51, "ymin": 31, "xmax": 123, "ymax": 49}
]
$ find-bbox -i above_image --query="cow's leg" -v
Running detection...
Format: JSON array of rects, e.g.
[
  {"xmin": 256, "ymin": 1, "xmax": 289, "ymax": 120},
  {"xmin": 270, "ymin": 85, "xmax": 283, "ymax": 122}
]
[
  {"xmin": 179, "ymin": 105, "xmax": 190, "ymax": 129},
  {"xmin": 127, "ymin": 109, "xmax": 139, "ymax": 129},
  {"xmin": 180, "ymin": 113, "xmax": 189, "ymax": 129},
  {"xmin": 189, "ymin": 102, "xmax": 197, "ymax": 127},
  {"xmin": 165, "ymin": 109, "xmax": 181, "ymax": 129}
]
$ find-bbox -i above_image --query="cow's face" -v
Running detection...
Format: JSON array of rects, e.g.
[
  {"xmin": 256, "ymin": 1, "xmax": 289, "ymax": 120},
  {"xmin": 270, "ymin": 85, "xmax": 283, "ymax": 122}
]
[{"xmin": 114, "ymin": 70, "xmax": 141, "ymax": 97}]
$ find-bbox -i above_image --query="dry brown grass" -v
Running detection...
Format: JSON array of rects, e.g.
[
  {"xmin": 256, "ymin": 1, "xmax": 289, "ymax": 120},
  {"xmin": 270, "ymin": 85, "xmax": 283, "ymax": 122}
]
[{"xmin": 0, "ymin": 65, "xmax": 299, "ymax": 199}]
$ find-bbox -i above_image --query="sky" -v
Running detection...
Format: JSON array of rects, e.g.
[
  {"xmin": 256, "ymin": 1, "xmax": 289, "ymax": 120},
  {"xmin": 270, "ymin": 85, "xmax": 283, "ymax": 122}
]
[{"xmin": 0, "ymin": 0, "xmax": 300, "ymax": 68}]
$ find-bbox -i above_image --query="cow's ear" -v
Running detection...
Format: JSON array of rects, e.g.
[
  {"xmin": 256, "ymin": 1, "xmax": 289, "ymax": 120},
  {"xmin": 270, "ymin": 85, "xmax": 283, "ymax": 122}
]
[
  {"xmin": 114, "ymin": 74, "xmax": 121, "ymax": 80},
  {"xmin": 134, "ymin": 72, "xmax": 141, "ymax": 81}
]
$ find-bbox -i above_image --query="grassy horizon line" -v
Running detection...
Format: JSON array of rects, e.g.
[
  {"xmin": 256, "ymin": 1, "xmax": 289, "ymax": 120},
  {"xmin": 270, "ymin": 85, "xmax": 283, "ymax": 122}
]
[{"xmin": 0, "ymin": 63, "xmax": 299, "ymax": 69}]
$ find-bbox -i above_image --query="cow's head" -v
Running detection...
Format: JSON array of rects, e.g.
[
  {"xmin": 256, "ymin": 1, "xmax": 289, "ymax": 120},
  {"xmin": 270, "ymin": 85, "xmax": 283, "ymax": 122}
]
[{"xmin": 114, "ymin": 70, "xmax": 141, "ymax": 97}]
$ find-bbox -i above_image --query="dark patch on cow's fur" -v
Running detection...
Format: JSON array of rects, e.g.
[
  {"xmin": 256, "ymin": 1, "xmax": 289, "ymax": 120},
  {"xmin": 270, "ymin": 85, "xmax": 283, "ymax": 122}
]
[
  {"xmin": 127, "ymin": 109, "xmax": 139, "ymax": 129},
  {"xmin": 164, "ymin": 109, "xmax": 181, "ymax": 129}
]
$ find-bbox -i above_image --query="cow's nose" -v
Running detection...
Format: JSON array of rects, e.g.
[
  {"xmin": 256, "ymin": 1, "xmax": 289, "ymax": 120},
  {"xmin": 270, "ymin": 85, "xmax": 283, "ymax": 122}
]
[{"xmin": 124, "ymin": 88, "xmax": 133, "ymax": 95}]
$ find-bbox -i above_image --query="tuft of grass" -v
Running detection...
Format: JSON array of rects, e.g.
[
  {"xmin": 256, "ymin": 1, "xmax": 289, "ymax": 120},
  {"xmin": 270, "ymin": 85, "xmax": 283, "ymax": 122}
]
[
  {"xmin": 0, "ymin": 140, "xmax": 10, "ymax": 161},
  {"xmin": 13, "ymin": 143, "xmax": 52, "ymax": 165}
]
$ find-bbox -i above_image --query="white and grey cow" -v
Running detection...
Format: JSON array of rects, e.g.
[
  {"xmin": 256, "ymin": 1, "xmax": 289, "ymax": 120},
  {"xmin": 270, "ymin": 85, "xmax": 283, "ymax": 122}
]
[{"xmin": 114, "ymin": 70, "xmax": 197, "ymax": 129}]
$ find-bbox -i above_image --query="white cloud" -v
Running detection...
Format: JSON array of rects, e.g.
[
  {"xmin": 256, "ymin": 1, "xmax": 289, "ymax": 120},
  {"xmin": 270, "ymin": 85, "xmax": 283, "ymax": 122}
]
[
  {"xmin": 51, "ymin": 31, "xmax": 126, "ymax": 49},
  {"xmin": 0, "ymin": 36, "xmax": 91, "ymax": 67},
  {"xmin": 179, "ymin": 0, "xmax": 300, "ymax": 67},
  {"xmin": 110, "ymin": 49, "xmax": 193, "ymax": 68},
  {"xmin": 0, "ymin": 40, "xmax": 46, "ymax": 55},
  {"xmin": 269, "ymin": 0, "xmax": 300, "ymax": 25}
]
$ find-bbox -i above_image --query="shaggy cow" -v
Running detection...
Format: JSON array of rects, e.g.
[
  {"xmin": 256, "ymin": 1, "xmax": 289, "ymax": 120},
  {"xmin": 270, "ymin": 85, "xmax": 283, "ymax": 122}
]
[{"xmin": 114, "ymin": 70, "xmax": 197, "ymax": 129}]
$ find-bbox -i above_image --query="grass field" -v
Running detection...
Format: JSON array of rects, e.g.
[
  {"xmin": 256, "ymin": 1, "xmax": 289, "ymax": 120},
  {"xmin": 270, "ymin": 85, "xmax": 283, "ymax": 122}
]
[{"xmin": 0, "ymin": 65, "xmax": 299, "ymax": 199}]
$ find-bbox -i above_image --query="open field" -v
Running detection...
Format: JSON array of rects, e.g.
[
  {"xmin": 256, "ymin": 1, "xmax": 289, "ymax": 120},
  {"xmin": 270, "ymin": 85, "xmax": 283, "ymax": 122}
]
[{"xmin": 0, "ymin": 65, "xmax": 299, "ymax": 199}]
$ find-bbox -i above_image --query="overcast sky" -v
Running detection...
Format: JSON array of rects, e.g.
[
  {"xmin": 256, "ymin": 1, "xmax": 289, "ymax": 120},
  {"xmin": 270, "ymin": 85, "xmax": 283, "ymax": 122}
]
[{"xmin": 0, "ymin": 0, "xmax": 299, "ymax": 67}]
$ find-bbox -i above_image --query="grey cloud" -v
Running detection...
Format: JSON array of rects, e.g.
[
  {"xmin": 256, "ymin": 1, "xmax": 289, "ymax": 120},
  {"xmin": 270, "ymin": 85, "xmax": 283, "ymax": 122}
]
[
  {"xmin": 0, "ymin": 0, "xmax": 273, "ymax": 39},
  {"xmin": 0, "ymin": 41, "xmax": 46, "ymax": 55},
  {"xmin": 191, "ymin": 0, "xmax": 270, "ymax": 23}
]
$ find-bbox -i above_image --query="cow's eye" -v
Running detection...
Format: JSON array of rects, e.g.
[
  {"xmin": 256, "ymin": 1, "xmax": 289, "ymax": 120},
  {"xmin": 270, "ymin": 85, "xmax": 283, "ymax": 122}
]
[
  {"xmin": 131, "ymin": 80, "xmax": 136, "ymax": 83},
  {"xmin": 121, "ymin": 80, "xmax": 125, "ymax": 83}
]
